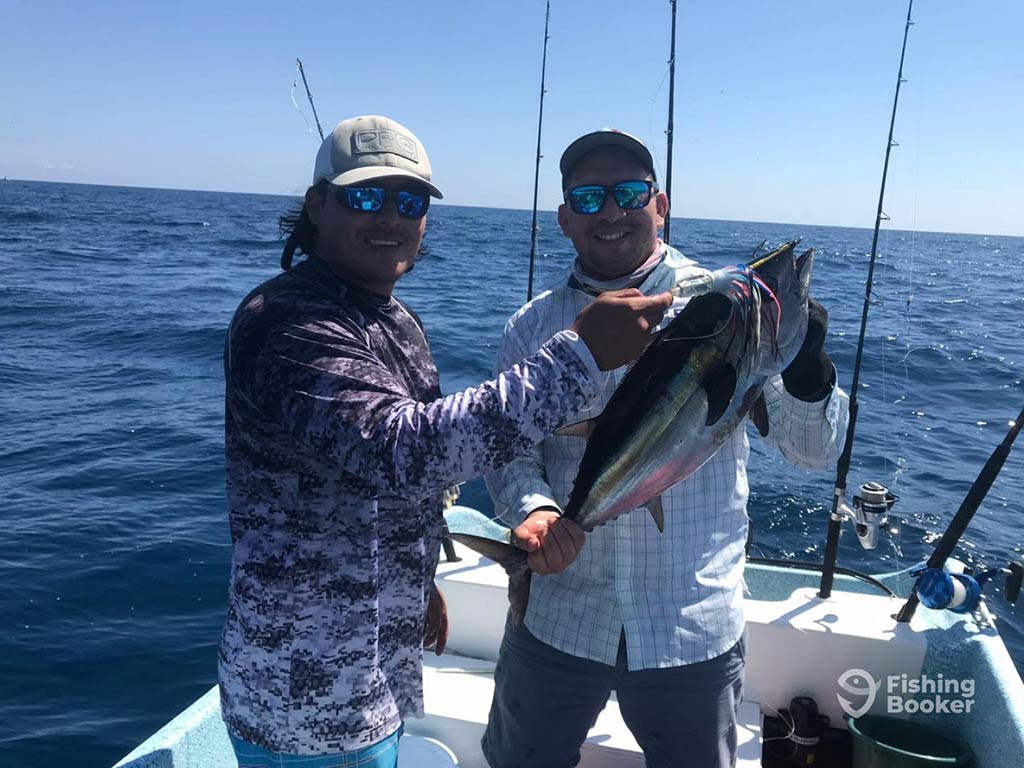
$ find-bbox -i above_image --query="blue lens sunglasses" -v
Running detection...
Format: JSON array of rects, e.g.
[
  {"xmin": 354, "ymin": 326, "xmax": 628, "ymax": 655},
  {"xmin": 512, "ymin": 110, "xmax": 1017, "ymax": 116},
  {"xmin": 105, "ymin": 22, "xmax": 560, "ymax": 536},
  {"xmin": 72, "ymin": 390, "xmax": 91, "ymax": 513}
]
[
  {"xmin": 335, "ymin": 184, "xmax": 430, "ymax": 219},
  {"xmin": 565, "ymin": 180, "xmax": 656, "ymax": 215}
]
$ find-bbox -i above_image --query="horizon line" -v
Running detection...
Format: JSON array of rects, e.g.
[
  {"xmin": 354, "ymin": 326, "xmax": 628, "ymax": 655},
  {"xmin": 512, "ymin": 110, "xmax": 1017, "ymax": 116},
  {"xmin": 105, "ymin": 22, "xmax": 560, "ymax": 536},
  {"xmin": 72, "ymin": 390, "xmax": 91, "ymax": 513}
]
[{"xmin": 5, "ymin": 176, "xmax": 1021, "ymax": 240}]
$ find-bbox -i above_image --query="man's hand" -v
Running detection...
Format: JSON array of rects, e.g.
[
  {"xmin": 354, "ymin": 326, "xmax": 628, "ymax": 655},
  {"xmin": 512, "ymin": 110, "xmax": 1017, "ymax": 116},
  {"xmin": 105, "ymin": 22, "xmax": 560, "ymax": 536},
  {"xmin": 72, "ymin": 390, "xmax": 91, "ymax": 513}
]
[
  {"xmin": 571, "ymin": 289, "xmax": 673, "ymax": 371},
  {"xmin": 512, "ymin": 507, "xmax": 585, "ymax": 575},
  {"xmin": 424, "ymin": 582, "xmax": 448, "ymax": 656},
  {"xmin": 782, "ymin": 297, "xmax": 835, "ymax": 402}
]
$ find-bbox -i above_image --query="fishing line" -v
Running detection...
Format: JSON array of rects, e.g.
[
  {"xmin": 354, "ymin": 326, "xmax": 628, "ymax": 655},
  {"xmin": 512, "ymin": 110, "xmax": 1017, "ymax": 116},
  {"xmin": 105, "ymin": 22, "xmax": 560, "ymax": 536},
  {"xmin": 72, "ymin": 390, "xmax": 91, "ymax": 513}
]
[
  {"xmin": 656, "ymin": 316, "xmax": 732, "ymax": 344},
  {"xmin": 292, "ymin": 58, "xmax": 325, "ymax": 142},
  {"xmin": 761, "ymin": 703, "xmax": 797, "ymax": 744},
  {"xmin": 881, "ymin": 225, "xmax": 892, "ymax": 481},
  {"xmin": 878, "ymin": 59, "xmax": 925, "ymax": 496},
  {"xmin": 660, "ymin": 269, "xmax": 785, "ymax": 385},
  {"xmin": 893, "ymin": 66, "xmax": 925, "ymax": 489},
  {"xmin": 290, "ymin": 74, "xmax": 318, "ymax": 138},
  {"xmin": 885, "ymin": 55, "xmax": 926, "ymax": 578},
  {"xmin": 646, "ymin": 62, "xmax": 672, "ymax": 186},
  {"xmin": 876, "ymin": 58, "xmax": 928, "ymax": 576},
  {"xmin": 896, "ymin": 27, "xmax": 929, "ymax": 508},
  {"xmin": 819, "ymin": 0, "xmax": 916, "ymax": 598},
  {"xmin": 874, "ymin": 150, "xmax": 913, "ymax": 578}
]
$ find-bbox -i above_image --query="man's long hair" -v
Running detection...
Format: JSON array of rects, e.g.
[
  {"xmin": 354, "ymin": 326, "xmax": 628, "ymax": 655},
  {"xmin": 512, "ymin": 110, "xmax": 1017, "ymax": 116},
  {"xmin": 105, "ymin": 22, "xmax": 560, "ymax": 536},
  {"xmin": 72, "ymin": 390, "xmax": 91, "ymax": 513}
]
[{"xmin": 279, "ymin": 184, "xmax": 323, "ymax": 269}]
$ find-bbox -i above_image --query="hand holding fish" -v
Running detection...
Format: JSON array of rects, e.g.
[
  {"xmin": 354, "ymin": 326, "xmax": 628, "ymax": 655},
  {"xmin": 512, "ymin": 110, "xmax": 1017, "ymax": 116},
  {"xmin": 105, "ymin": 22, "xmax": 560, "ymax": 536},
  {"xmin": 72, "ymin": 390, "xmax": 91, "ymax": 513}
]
[
  {"xmin": 512, "ymin": 507, "xmax": 585, "ymax": 575},
  {"xmin": 571, "ymin": 288, "xmax": 674, "ymax": 371}
]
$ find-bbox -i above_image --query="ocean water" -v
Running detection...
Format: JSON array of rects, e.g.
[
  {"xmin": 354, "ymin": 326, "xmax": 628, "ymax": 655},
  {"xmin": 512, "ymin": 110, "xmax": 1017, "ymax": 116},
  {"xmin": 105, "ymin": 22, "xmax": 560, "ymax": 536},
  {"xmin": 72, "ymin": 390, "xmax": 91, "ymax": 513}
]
[{"xmin": 1, "ymin": 180, "xmax": 1021, "ymax": 767}]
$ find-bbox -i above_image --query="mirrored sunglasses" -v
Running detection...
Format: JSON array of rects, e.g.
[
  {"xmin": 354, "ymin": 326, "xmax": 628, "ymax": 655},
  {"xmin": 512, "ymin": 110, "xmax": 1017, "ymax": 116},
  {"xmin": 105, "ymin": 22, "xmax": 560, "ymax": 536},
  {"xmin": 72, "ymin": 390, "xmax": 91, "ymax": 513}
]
[
  {"xmin": 336, "ymin": 185, "xmax": 430, "ymax": 219},
  {"xmin": 565, "ymin": 180, "xmax": 655, "ymax": 215}
]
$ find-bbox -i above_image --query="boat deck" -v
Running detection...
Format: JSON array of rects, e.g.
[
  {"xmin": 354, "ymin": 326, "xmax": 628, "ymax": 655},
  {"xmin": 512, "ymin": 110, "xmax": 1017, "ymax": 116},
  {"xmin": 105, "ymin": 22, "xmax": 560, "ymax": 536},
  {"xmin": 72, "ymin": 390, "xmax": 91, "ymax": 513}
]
[
  {"xmin": 114, "ymin": 538, "xmax": 1024, "ymax": 767},
  {"xmin": 416, "ymin": 653, "xmax": 764, "ymax": 767}
]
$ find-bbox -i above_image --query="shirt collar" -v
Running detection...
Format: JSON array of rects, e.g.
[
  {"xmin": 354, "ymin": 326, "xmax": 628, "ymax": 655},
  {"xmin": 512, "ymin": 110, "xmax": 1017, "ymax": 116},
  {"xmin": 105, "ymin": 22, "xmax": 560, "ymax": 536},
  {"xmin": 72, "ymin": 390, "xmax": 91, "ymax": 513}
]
[
  {"xmin": 302, "ymin": 256, "xmax": 395, "ymax": 312},
  {"xmin": 568, "ymin": 242, "xmax": 667, "ymax": 296}
]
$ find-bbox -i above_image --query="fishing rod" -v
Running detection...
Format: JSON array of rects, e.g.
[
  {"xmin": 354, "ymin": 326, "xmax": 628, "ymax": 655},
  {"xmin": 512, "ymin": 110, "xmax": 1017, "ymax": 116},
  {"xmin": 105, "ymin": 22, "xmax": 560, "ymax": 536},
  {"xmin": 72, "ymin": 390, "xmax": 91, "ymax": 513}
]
[
  {"xmin": 818, "ymin": 0, "xmax": 914, "ymax": 598},
  {"xmin": 296, "ymin": 58, "xmax": 325, "ymax": 141},
  {"xmin": 663, "ymin": 0, "xmax": 678, "ymax": 246},
  {"xmin": 894, "ymin": 405, "xmax": 1024, "ymax": 622},
  {"xmin": 526, "ymin": 1, "xmax": 552, "ymax": 302}
]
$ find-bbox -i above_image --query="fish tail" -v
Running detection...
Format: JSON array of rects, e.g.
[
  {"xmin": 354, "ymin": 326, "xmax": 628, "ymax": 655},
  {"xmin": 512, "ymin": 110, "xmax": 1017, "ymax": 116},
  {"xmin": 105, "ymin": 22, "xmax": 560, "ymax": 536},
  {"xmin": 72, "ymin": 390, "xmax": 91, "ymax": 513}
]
[
  {"xmin": 446, "ymin": 532, "xmax": 527, "ymax": 573},
  {"xmin": 445, "ymin": 529, "xmax": 534, "ymax": 624}
]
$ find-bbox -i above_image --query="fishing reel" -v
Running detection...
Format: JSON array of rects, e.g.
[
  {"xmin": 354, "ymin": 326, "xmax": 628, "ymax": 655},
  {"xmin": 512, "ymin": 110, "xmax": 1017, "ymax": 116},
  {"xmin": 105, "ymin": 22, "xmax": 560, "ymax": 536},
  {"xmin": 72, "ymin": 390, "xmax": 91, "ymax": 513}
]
[
  {"xmin": 912, "ymin": 562, "xmax": 1024, "ymax": 614},
  {"xmin": 837, "ymin": 481, "xmax": 898, "ymax": 550}
]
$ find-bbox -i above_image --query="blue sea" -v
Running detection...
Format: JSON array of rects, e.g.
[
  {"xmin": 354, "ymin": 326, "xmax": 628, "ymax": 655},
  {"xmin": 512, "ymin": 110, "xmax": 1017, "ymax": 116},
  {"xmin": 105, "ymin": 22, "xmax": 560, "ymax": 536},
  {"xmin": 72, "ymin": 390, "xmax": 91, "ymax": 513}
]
[{"xmin": 1, "ymin": 180, "xmax": 1021, "ymax": 767}]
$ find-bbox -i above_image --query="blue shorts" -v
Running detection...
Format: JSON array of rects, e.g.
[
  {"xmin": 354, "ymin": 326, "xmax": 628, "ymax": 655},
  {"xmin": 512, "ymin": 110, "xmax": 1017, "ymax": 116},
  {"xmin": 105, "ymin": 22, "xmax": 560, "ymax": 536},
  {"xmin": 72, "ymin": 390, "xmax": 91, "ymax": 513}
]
[{"xmin": 228, "ymin": 725, "xmax": 403, "ymax": 768}]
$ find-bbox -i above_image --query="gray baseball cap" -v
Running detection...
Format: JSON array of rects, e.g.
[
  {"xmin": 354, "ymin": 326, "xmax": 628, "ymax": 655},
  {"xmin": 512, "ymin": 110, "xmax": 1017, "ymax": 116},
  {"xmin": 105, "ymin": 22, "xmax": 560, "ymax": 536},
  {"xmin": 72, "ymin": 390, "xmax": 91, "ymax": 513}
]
[
  {"xmin": 559, "ymin": 128, "xmax": 656, "ymax": 189},
  {"xmin": 312, "ymin": 115, "xmax": 443, "ymax": 198}
]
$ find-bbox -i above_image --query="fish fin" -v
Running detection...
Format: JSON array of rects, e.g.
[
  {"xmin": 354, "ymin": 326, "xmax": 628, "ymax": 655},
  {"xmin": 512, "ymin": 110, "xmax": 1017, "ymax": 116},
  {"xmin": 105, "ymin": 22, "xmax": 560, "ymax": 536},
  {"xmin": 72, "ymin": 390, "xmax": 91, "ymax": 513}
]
[
  {"xmin": 750, "ymin": 393, "xmax": 770, "ymax": 437},
  {"xmin": 702, "ymin": 362, "xmax": 738, "ymax": 426},
  {"xmin": 796, "ymin": 248, "xmax": 815, "ymax": 290},
  {"xmin": 554, "ymin": 419, "xmax": 598, "ymax": 439},
  {"xmin": 446, "ymin": 532, "xmax": 527, "ymax": 573},
  {"xmin": 645, "ymin": 495, "xmax": 666, "ymax": 533},
  {"xmin": 507, "ymin": 570, "xmax": 533, "ymax": 627}
]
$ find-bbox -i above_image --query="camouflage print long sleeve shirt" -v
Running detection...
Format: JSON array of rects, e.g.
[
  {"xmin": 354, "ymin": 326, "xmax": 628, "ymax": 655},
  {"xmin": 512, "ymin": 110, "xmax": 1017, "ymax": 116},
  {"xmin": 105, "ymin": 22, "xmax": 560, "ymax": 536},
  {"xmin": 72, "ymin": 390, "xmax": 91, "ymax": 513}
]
[{"xmin": 218, "ymin": 256, "xmax": 601, "ymax": 754}]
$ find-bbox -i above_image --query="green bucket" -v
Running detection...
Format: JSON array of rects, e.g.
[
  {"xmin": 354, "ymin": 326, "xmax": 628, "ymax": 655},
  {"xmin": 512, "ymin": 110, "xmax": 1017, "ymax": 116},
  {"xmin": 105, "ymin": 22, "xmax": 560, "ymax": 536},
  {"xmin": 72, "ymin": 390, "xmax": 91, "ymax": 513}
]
[{"xmin": 849, "ymin": 715, "xmax": 974, "ymax": 767}]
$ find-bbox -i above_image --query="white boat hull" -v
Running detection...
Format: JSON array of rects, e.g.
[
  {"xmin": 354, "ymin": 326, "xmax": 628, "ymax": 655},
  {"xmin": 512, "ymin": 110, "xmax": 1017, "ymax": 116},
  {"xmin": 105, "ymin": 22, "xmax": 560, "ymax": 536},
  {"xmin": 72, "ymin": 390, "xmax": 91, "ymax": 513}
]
[{"xmin": 115, "ymin": 534, "xmax": 1024, "ymax": 768}]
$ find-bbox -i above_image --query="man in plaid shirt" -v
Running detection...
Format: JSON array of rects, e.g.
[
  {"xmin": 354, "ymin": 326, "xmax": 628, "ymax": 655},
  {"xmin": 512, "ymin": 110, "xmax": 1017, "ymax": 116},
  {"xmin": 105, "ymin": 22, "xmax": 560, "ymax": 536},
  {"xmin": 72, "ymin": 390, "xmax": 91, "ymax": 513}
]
[{"xmin": 482, "ymin": 129, "xmax": 849, "ymax": 768}]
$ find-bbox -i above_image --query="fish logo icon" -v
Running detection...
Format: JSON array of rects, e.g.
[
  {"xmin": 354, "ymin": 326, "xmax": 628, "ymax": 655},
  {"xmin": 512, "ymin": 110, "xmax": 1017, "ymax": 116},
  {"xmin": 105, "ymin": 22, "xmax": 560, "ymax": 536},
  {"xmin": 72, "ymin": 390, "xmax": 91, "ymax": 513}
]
[{"xmin": 837, "ymin": 668, "xmax": 881, "ymax": 718}]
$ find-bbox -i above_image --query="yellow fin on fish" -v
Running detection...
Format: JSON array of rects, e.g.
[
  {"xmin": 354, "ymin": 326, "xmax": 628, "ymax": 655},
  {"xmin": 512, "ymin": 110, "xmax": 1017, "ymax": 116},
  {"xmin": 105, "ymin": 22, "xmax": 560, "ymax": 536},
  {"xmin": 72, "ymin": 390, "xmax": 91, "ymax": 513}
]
[
  {"xmin": 554, "ymin": 419, "xmax": 598, "ymax": 440},
  {"xmin": 750, "ymin": 393, "xmax": 770, "ymax": 437},
  {"xmin": 645, "ymin": 495, "xmax": 665, "ymax": 533}
]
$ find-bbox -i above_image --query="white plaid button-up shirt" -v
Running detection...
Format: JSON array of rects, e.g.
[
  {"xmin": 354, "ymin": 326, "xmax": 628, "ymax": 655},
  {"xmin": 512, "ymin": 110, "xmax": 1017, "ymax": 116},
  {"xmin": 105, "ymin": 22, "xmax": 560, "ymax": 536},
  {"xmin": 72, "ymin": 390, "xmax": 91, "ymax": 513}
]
[{"xmin": 486, "ymin": 245, "xmax": 849, "ymax": 670}]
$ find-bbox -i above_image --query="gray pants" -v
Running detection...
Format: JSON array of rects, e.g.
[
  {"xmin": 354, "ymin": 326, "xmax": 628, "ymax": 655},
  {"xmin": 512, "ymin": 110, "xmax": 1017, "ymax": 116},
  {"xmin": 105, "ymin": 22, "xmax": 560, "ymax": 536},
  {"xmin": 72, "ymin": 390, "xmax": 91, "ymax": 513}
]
[{"xmin": 481, "ymin": 623, "xmax": 745, "ymax": 768}]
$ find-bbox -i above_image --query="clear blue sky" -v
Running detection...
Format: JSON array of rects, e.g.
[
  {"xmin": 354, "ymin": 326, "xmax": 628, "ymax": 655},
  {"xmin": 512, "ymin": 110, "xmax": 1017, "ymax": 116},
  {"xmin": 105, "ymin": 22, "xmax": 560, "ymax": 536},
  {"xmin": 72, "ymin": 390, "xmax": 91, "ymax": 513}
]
[{"xmin": 3, "ymin": 1, "xmax": 1021, "ymax": 235}]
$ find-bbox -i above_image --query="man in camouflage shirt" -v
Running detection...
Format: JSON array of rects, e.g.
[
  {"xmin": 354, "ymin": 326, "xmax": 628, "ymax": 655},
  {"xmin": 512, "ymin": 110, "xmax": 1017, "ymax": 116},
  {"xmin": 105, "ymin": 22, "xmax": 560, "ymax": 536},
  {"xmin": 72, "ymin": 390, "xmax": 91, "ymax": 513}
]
[{"xmin": 218, "ymin": 115, "xmax": 673, "ymax": 765}]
